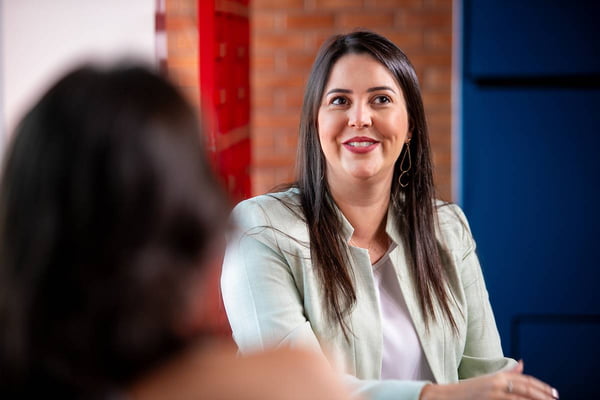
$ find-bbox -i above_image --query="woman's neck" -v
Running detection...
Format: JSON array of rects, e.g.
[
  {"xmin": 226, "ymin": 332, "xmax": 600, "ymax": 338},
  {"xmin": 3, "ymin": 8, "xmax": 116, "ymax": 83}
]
[{"xmin": 327, "ymin": 173, "xmax": 392, "ymax": 260}]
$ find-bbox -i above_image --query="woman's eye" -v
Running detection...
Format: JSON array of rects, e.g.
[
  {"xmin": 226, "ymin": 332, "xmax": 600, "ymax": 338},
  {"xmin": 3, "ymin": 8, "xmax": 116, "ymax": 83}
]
[
  {"xmin": 373, "ymin": 95, "xmax": 391, "ymax": 104},
  {"xmin": 331, "ymin": 97, "xmax": 348, "ymax": 106}
]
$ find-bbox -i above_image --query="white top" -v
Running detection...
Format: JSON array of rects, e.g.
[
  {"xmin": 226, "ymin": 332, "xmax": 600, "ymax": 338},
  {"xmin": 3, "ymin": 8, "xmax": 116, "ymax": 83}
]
[{"xmin": 372, "ymin": 247, "xmax": 435, "ymax": 381}]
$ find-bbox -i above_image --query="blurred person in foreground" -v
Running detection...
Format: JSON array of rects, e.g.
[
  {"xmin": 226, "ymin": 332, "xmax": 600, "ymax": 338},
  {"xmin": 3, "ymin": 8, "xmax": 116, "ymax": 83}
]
[
  {"xmin": 0, "ymin": 64, "xmax": 350, "ymax": 400},
  {"xmin": 221, "ymin": 31, "xmax": 558, "ymax": 400}
]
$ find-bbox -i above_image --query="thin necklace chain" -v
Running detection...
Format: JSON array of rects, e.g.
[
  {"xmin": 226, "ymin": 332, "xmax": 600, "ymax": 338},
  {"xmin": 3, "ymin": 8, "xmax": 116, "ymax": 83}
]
[{"xmin": 349, "ymin": 232, "xmax": 390, "ymax": 253}]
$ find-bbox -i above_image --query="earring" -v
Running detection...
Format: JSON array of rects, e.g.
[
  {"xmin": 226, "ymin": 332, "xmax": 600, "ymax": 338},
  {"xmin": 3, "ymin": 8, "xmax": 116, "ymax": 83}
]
[{"xmin": 398, "ymin": 140, "xmax": 411, "ymax": 188}]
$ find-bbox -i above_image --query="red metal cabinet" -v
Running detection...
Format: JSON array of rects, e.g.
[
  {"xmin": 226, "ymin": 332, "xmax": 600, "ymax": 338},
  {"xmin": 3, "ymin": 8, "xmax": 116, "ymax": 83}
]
[{"xmin": 198, "ymin": 0, "xmax": 251, "ymax": 204}]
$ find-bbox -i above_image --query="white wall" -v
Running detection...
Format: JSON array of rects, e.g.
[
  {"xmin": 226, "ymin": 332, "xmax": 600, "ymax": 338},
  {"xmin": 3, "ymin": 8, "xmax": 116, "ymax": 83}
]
[
  {"xmin": 0, "ymin": 1, "xmax": 4, "ymax": 145},
  {"xmin": 0, "ymin": 0, "xmax": 156, "ymax": 147}
]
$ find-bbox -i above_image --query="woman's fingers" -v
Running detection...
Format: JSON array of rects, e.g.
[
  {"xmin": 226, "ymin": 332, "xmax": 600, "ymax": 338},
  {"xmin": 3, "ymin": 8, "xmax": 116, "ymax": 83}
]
[
  {"xmin": 505, "ymin": 373, "xmax": 559, "ymax": 400},
  {"xmin": 508, "ymin": 359, "xmax": 524, "ymax": 374},
  {"xmin": 421, "ymin": 367, "xmax": 558, "ymax": 400}
]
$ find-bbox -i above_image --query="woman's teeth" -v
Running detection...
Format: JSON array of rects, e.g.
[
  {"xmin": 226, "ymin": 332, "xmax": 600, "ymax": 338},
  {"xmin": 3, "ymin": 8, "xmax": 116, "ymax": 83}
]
[{"xmin": 347, "ymin": 141, "xmax": 375, "ymax": 147}]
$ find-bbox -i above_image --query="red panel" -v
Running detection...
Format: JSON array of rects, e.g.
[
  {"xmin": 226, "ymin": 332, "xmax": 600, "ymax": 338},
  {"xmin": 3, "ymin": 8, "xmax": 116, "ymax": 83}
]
[
  {"xmin": 217, "ymin": 138, "xmax": 251, "ymax": 204},
  {"xmin": 198, "ymin": 0, "xmax": 251, "ymax": 201}
]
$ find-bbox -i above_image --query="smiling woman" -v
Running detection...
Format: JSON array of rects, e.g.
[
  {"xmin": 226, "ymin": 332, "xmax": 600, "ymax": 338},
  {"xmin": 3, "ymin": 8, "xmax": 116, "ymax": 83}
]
[
  {"xmin": 221, "ymin": 31, "xmax": 558, "ymax": 400},
  {"xmin": 318, "ymin": 53, "xmax": 409, "ymax": 188}
]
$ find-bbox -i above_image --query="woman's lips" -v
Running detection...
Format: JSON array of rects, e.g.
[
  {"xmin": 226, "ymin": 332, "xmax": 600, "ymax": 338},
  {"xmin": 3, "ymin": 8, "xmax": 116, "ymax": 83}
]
[{"xmin": 342, "ymin": 137, "xmax": 379, "ymax": 154}]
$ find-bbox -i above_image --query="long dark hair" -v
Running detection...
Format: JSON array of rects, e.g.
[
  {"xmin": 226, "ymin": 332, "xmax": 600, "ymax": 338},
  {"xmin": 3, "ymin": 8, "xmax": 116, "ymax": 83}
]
[
  {"xmin": 0, "ymin": 65, "xmax": 227, "ymax": 396},
  {"xmin": 297, "ymin": 31, "xmax": 457, "ymax": 338}
]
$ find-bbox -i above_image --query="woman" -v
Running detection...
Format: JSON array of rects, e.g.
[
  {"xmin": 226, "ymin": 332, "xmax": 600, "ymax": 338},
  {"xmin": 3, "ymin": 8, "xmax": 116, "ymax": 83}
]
[
  {"xmin": 0, "ymin": 64, "xmax": 349, "ymax": 400},
  {"xmin": 222, "ymin": 31, "xmax": 558, "ymax": 400}
]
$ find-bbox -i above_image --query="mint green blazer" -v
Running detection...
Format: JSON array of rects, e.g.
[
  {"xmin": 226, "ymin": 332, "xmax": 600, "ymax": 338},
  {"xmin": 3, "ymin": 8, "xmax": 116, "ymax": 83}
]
[{"xmin": 221, "ymin": 189, "xmax": 515, "ymax": 400}]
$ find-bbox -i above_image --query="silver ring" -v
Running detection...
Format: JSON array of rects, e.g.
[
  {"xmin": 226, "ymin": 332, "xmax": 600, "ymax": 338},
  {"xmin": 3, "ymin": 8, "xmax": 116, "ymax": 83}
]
[{"xmin": 507, "ymin": 380, "xmax": 514, "ymax": 394}]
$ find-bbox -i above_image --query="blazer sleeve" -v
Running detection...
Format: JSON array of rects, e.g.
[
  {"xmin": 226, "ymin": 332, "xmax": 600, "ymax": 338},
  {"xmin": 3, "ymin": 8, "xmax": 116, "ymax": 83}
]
[
  {"xmin": 221, "ymin": 202, "xmax": 320, "ymax": 352},
  {"xmin": 221, "ymin": 199, "xmax": 429, "ymax": 400},
  {"xmin": 447, "ymin": 205, "xmax": 518, "ymax": 379}
]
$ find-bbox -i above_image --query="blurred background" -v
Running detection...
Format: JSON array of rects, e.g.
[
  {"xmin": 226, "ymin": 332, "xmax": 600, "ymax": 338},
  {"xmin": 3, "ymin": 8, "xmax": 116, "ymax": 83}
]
[{"xmin": 1, "ymin": 0, "xmax": 598, "ymax": 396}]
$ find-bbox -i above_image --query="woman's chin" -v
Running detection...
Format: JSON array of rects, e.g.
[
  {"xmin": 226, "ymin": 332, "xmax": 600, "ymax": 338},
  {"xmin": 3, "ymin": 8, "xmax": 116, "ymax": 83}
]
[{"xmin": 346, "ymin": 169, "xmax": 383, "ymax": 181}]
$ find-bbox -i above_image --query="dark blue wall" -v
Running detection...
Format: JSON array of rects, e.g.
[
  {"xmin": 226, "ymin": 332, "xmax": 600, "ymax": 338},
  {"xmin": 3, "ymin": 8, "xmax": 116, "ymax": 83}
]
[{"xmin": 460, "ymin": 0, "xmax": 600, "ymax": 396}]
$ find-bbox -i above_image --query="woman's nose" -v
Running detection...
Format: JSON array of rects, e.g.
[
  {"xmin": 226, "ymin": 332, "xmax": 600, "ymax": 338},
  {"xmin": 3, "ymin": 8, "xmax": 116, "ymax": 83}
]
[{"xmin": 348, "ymin": 103, "xmax": 372, "ymax": 128}]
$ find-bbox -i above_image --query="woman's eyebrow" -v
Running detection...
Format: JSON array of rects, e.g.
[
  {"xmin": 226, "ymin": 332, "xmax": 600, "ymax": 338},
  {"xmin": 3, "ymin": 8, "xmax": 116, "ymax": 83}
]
[
  {"xmin": 367, "ymin": 86, "xmax": 396, "ymax": 93},
  {"xmin": 325, "ymin": 86, "xmax": 396, "ymax": 96},
  {"xmin": 325, "ymin": 88, "xmax": 352, "ymax": 96}
]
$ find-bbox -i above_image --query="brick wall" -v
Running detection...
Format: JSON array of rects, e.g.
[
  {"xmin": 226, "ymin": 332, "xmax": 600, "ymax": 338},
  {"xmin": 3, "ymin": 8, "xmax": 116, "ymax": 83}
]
[
  {"xmin": 251, "ymin": 0, "xmax": 454, "ymax": 200},
  {"xmin": 164, "ymin": 0, "xmax": 200, "ymax": 108}
]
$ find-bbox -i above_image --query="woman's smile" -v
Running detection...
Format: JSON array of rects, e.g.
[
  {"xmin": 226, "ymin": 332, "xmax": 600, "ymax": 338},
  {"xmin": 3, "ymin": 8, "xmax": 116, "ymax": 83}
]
[{"xmin": 343, "ymin": 136, "xmax": 380, "ymax": 153}]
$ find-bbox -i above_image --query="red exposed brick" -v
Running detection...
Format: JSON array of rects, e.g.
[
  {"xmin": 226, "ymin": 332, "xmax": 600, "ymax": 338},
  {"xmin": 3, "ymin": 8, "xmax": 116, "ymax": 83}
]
[
  {"xmin": 277, "ymin": 132, "xmax": 300, "ymax": 148},
  {"xmin": 423, "ymin": 0, "xmax": 453, "ymax": 10},
  {"xmin": 409, "ymin": 52, "xmax": 451, "ymax": 70},
  {"xmin": 253, "ymin": 112, "xmax": 300, "ymax": 129},
  {"xmin": 166, "ymin": 0, "xmax": 196, "ymax": 16},
  {"xmin": 282, "ymin": 52, "xmax": 317, "ymax": 70},
  {"xmin": 378, "ymin": 30, "xmax": 423, "ymax": 51},
  {"xmin": 274, "ymin": 167, "xmax": 296, "ymax": 184},
  {"xmin": 253, "ymin": 0, "xmax": 304, "ymax": 9},
  {"xmin": 429, "ymin": 134, "xmax": 452, "ymax": 153},
  {"xmin": 423, "ymin": 67, "xmax": 451, "ymax": 91},
  {"xmin": 403, "ymin": 10, "xmax": 452, "ymax": 30},
  {"xmin": 308, "ymin": 31, "xmax": 341, "ymax": 49},
  {"xmin": 336, "ymin": 13, "xmax": 395, "ymax": 29},
  {"xmin": 166, "ymin": 53, "xmax": 197, "ymax": 68},
  {"xmin": 367, "ymin": 0, "xmax": 422, "ymax": 8},
  {"xmin": 252, "ymin": 150, "xmax": 297, "ymax": 168},
  {"xmin": 252, "ymin": 91, "xmax": 274, "ymax": 108},
  {"xmin": 425, "ymin": 31, "xmax": 452, "ymax": 49},
  {"xmin": 167, "ymin": 30, "xmax": 198, "ymax": 54},
  {"xmin": 254, "ymin": 33, "xmax": 307, "ymax": 51},
  {"xmin": 252, "ymin": 167, "xmax": 293, "ymax": 195},
  {"xmin": 252, "ymin": 13, "xmax": 278, "ymax": 31},
  {"xmin": 429, "ymin": 125, "xmax": 451, "ymax": 138},
  {"xmin": 429, "ymin": 134, "xmax": 452, "ymax": 148},
  {"xmin": 422, "ymin": 92, "xmax": 450, "ymax": 111},
  {"xmin": 283, "ymin": 88, "xmax": 306, "ymax": 108},
  {"xmin": 253, "ymin": 54, "xmax": 276, "ymax": 69},
  {"xmin": 427, "ymin": 110, "xmax": 452, "ymax": 128},
  {"xmin": 285, "ymin": 14, "xmax": 335, "ymax": 30},
  {"xmin": 253, "ymin": 73, "xmax": 306, "ymax": 90},
  {"xmin": 251, "ymin": 129, "xmax": 275, "ymax": 148},
  {"xmin": 317, "ymin": 0, "xmax": 363, "ymax": 9},
  {"xmin": 166, "ymin": 15, "xmax": 196, "ymax": 30}
]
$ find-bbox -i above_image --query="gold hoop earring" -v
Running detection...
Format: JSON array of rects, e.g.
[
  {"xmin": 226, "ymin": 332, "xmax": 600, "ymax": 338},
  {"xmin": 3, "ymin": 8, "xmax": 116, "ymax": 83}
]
[{"xmin": 398, "ymin": 140, "xmax": 411, "ymax": 188}]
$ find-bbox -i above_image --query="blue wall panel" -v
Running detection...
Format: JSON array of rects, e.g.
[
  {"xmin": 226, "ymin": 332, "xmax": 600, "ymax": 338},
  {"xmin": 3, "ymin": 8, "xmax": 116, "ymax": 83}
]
[
  {"xmin": 466, "ymin": 0, "xmax": 600, "ymax": 77},
  {"xmin": 461, "ymin": 0, "xmax": 600, "ymax": 395},
  {"xmin": 462, "ymin": 83, "xmax": 600, "ymax": 318}
]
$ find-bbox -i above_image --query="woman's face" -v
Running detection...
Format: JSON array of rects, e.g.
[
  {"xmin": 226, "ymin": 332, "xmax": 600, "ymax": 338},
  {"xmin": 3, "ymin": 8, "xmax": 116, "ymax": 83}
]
[{"xmin": 317, "ymin": 53, "xmax": 410, "ymax": 185}]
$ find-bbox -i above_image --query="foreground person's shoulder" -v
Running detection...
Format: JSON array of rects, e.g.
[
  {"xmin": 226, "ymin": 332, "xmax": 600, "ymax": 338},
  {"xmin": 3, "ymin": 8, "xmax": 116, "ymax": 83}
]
[{"xmin": 129, "ymin": 340, "xmax": 352, "ymax": 400}]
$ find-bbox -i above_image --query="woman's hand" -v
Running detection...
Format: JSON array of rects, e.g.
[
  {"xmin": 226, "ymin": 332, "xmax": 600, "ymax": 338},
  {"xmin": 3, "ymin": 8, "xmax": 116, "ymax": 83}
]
[{"xmin": 420, "ymin": 361, "xmax": 559, "ymax": 400}]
